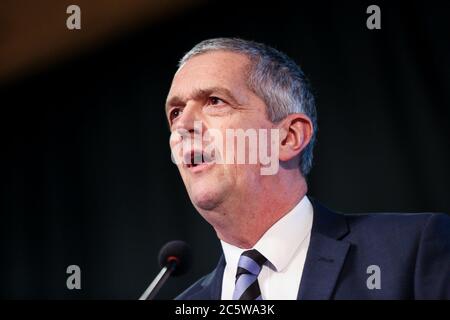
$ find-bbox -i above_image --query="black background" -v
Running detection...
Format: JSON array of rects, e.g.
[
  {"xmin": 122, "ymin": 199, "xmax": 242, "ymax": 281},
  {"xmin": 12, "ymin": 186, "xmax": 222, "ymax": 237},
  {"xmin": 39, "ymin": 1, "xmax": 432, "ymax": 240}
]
[{"xmin": 1, "ymin": 0, "xmax": 449, "ymax": 299}]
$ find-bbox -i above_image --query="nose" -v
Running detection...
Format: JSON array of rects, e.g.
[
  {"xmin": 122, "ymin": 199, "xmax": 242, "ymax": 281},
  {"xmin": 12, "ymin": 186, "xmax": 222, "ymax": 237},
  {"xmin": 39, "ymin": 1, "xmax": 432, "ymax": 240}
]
[
  {"xmin": 172, "ymin": 102, "xmax": 201, "ymax": 134},
  {"xmin": 169, "ymin": 103, "xmax": 204, "ymax": 162}
]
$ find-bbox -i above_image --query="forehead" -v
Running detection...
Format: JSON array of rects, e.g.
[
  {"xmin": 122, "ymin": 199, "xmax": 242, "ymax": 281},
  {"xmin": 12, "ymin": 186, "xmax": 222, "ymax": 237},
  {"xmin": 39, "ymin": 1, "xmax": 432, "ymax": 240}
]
[{"xmin": 169, "ymin": 51, "xmax": 251, "ymax": 95}]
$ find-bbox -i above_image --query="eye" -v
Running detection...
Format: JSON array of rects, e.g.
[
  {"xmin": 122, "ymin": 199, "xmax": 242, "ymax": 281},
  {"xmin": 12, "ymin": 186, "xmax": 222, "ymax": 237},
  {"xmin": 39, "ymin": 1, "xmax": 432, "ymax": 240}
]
[
  {"xmin": 208, "ymin": 96, "xmax": 225, "ymax": 105},
  {"xmin": 169, "ymin": 108, "xmax": 182, "ymax": 121}
]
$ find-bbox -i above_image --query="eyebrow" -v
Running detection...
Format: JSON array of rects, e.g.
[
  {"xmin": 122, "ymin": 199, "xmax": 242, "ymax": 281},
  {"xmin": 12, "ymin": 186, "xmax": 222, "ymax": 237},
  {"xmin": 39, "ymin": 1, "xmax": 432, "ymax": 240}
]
[{"xmin": 165, "ymin": 86, "xmax": 239, "ymax": 112}]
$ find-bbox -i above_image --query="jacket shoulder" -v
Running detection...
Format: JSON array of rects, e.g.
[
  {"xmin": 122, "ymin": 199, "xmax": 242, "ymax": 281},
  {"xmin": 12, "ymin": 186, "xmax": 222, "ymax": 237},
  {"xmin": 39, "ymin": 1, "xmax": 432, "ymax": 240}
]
[
  {"xmin": 175, "ymin": 273, "xmax": 213, "ymax": 300},
  {"xmin": 344, "ymin": 211, "xmax": 448, "ymax": 235},
  {"xmin": 175, "ymin": 255, "xmax": 225, "ymax": 300},
  {"xmin": 342, "ymin": 211, "xmax": 450, "ymax": 264}
]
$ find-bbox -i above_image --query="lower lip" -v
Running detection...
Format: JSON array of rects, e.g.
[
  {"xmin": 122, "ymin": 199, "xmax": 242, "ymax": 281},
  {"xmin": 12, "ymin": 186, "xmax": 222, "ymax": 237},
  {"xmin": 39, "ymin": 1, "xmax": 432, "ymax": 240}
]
[{"xmin": 186, "ymin": 162, "xmax": 214, "ymax": 173}]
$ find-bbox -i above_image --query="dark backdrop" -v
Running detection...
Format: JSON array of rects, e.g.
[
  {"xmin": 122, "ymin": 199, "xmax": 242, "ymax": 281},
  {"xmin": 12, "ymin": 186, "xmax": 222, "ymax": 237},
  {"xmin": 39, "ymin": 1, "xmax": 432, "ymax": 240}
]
[{"xmin": 1, "ymin": 0, "xmax": 449, "ymax": 299}]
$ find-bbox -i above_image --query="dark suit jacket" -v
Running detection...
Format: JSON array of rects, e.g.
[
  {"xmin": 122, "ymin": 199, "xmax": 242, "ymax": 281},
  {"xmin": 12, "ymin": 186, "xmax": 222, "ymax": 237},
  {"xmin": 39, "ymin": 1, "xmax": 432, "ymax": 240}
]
[{"xmin": 176, "ymin": 200, "xmax": 450, "ymax": 299}]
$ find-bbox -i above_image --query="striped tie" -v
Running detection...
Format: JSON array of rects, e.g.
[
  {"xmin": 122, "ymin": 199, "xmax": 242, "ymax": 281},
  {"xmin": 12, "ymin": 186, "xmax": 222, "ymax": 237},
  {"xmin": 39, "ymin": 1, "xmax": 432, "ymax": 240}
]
[{"xmin": 232, "ymin": 249, "xmax": 267, "ymax": 300}]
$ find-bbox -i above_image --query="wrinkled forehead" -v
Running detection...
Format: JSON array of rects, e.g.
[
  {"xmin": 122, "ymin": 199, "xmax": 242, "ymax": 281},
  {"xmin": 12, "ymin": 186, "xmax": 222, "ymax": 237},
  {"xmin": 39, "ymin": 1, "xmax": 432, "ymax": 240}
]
[{"xmin": 170, "ymin": 51, "xmax": 251, "ymax": 91}]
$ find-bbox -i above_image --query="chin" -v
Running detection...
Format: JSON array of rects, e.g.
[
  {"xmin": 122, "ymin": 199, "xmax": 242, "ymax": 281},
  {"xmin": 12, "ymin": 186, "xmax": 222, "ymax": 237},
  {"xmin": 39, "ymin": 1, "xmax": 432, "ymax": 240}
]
[{"xmin": 189, "ymin": 185, "xmax": 226, "ymax": 211}]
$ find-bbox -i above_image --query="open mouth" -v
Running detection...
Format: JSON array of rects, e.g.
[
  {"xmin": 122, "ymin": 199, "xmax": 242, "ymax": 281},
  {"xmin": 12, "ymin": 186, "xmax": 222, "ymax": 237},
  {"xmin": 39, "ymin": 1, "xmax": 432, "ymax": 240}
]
[{"xmin": 184, "ymin": 150, "xmax": 214, "ymax": 170}]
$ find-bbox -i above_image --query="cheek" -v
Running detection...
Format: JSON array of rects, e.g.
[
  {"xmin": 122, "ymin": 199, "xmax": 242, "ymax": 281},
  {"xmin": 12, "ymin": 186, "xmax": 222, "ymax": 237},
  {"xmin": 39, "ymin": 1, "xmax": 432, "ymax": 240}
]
[
  {"xmin": 232, "ymin": 163, "xmax": 260, "ymax": 189},
  {"xmin": 169, "ymin": 130, "xmax": 182, "ymax": 146},
  {"xmin": 178, "ymin": 167, "xmax": 189, "ymax": 186},
  {"xmin": 169, "ymin": 132, "xmax": 183, "ymax": 164}
]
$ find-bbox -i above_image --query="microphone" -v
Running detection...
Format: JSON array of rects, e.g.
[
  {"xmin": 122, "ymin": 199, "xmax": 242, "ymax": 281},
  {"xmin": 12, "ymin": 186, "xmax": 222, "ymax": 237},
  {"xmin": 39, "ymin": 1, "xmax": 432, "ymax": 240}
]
[{"xmin": 139, "ymin": 240, "xmax": 192, "ymax": 300}]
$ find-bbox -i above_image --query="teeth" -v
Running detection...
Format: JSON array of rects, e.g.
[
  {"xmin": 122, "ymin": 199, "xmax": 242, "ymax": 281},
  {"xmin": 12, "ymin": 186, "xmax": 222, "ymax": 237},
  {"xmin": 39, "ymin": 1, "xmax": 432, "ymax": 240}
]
[
  {"xmin": 184, "ymin": 149, "xmax": 216, "ymax": 168},
  {"xmin": 193, "ymin": 153, "xmax": 202, "ymax": 164},
  {"xmin": 184, "ymin": 150, "xmax": 202, "ymax": 168},
  {"xmin": 203, "ymin": 152, "xmax": 213, "ymax": 163}
]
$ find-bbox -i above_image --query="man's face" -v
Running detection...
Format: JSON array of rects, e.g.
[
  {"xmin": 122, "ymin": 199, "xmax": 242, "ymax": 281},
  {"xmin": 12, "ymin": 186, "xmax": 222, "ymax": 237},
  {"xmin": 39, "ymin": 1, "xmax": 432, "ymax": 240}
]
[{"xmin": 166, "ymin": 51, "xmax": 275, "ymax": 220}]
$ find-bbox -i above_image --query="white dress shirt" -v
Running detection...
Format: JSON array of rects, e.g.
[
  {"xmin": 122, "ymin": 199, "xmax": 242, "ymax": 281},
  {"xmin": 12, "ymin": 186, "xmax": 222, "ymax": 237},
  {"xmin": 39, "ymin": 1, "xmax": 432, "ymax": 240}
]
[{"xmin": 220, "ymin": 196, "xmax": 314, "ymax": 300}]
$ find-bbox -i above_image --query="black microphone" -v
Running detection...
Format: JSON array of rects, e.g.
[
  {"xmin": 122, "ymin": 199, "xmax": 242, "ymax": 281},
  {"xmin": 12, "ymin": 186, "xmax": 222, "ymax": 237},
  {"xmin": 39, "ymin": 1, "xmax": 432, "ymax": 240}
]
[{"xmin": 139, "ymin": 240, "xmax": 192, "ymax": 300}]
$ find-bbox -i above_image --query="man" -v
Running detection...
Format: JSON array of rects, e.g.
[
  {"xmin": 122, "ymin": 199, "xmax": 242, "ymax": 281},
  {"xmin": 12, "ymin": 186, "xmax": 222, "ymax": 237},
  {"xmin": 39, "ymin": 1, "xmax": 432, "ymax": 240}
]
[{"xmin": 165, "ymin": 38, "xmax": 450, "ymax": 299}]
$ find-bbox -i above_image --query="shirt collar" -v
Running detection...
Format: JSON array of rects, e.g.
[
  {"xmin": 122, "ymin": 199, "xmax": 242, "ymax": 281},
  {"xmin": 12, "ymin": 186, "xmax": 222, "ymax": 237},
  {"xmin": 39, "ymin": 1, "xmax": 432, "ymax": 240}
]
[{"xmin": 221, "ymin": 195, "xmax": 313, "ymax": 273}]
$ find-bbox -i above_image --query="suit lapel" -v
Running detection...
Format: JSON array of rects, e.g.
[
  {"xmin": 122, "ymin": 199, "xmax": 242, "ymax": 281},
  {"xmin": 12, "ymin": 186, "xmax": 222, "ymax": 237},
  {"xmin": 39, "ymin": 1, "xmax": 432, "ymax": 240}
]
[
  {"xmin": 297, "ymin": 200, "xmax": 350, "ymax": 300},
  {"xmin": 187, "ymin": 256, "xmax": 225, "ymax": 299}
]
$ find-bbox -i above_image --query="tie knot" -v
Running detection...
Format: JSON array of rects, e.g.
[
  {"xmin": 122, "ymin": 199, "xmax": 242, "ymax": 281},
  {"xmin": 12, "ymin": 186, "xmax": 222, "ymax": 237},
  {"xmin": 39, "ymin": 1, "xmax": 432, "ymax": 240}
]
[{"xmin": 236, "ymin": 249, "xmax": 267, "ymax": 277}]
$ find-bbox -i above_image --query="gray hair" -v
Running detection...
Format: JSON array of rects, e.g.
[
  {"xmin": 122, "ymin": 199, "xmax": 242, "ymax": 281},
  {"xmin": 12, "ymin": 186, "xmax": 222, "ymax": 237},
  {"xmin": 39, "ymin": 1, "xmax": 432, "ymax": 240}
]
[{"xmin": 178, "ymin": 38, "xmax": 317, "ymax": 176}]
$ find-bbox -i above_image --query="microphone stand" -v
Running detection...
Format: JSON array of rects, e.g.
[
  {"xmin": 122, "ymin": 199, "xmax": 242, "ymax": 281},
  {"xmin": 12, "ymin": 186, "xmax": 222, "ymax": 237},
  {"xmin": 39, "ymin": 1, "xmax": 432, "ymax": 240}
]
[{"xmin": 139, "ymin": 260, "xmax": 177, "ymax": 300}]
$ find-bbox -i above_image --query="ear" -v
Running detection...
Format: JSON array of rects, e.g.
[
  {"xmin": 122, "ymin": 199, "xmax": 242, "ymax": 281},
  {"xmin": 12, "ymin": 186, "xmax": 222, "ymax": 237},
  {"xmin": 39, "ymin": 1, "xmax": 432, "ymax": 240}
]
[{"xmin": 278, "ymin": 113, "xmax": 313, "ymax": 163}]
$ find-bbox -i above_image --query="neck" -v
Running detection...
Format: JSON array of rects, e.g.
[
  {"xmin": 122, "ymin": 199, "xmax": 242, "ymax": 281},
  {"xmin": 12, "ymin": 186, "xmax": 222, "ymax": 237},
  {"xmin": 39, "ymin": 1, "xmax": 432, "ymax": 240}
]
[{"xmin": 201, "ymin": 172, "xmax": 308, "ymax": 249}]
